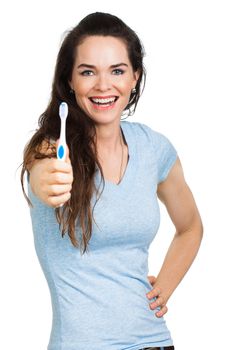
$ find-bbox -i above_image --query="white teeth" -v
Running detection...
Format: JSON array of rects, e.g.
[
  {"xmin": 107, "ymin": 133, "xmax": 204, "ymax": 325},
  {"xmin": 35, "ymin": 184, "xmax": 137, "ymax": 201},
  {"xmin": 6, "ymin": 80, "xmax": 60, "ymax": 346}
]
[{"xmin": 91, "ymin": 97, "xmax": 116, "ymax": 104}]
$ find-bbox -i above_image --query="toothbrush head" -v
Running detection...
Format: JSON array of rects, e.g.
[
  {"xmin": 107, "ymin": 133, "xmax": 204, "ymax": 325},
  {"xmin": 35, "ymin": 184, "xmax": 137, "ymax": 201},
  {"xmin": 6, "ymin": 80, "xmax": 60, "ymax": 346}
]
[{"xmin": 59, "ymin": 102, "xmax": 68, "ymax": 120}]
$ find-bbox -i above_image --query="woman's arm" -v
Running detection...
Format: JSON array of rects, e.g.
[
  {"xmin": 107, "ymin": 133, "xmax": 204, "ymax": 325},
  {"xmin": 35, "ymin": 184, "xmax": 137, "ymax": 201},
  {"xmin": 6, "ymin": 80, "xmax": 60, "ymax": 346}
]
[{"xmin": 146, "ymin": 157, "xmax": 203, "ymax": 317}]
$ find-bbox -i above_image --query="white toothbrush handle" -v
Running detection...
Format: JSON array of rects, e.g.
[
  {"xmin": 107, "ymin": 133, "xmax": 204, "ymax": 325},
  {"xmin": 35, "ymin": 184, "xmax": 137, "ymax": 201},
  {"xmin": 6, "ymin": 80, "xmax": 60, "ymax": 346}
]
[
  {"xmin": 57, "ymin": 118, "xmax": 67, "ymax": 161},
  {"xmin": 57, "ymin": 120, "xmax": 66, "ymax": 207}
]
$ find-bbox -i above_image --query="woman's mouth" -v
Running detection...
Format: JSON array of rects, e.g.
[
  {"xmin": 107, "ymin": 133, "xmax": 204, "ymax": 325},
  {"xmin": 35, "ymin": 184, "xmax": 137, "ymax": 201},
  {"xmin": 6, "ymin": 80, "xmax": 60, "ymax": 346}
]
[{"xmin": 88, "ymin": 96, "xmax": 119, "ymax": 110}]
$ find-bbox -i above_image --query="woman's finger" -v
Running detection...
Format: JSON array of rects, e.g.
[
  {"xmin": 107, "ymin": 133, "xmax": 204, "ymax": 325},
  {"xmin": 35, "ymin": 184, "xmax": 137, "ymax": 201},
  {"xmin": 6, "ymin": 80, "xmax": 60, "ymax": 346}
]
[
  {"xmin": 49, "ymin": 192, "xmax": 71, "ymax": 208},
  {"xmin": 155, "ymin": 305, "xmax": 168, "ymax": 318},
  {"xmin": 48, "ymin": 184, "xmax": 72, "ymax": 196},
  {"xmin": 147, "ymin": 275, "xmax": 157, "ymax": 287},
  {"xmin": 149, "ymin": 295, "xmax": 164, "ymax": 310},
  {"xmin": 146, "ymin": 286, "xmax": 162, "ymax": 300}
]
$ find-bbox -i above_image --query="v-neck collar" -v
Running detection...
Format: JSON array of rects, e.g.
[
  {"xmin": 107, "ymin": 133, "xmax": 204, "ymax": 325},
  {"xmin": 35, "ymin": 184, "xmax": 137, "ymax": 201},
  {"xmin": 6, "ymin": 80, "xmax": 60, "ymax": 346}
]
[{"xmin": 95, "ymin": 121, "xmax": 137, "ymax": 193}]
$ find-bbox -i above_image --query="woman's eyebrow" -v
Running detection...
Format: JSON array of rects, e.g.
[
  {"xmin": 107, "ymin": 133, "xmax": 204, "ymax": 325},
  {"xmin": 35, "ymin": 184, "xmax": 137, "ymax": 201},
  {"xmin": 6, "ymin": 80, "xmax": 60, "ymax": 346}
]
[{"xmin": 77, "ymin": 63, "xmax": 129, "ymax": 69}]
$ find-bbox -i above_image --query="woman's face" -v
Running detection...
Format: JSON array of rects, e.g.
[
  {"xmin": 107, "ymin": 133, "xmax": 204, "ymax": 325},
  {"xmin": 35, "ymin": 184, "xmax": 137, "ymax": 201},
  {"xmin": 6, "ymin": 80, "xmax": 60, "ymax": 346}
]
[{"xmin": 69, "ymin": 35, "xmax": 139, "ymax": 125}]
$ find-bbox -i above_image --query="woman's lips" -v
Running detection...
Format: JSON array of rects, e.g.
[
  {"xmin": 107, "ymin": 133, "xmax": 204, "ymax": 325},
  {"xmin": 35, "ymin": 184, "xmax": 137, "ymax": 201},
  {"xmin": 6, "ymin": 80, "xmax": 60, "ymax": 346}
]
[{"xmin": 88, "ymin": 96, "xmax": 119, "ymax": 110}]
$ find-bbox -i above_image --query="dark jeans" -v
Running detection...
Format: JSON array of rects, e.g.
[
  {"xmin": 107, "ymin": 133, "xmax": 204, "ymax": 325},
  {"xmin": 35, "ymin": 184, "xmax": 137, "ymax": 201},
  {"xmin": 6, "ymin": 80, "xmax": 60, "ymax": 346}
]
[{"xmin": 140, "ymin": 347, "xmax": 175, "ymax": 350}]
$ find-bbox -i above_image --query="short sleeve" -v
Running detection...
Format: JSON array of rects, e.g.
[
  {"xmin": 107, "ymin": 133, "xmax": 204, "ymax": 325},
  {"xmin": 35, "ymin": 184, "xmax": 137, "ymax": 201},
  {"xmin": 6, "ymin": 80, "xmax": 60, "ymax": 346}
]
[
  {"xmin": 156, "ymin": 133, "xmax": 178, "ymax": 183},
  {"xmin": 135, "ymin": 122, "xmax": 178, "ymax": 184}
]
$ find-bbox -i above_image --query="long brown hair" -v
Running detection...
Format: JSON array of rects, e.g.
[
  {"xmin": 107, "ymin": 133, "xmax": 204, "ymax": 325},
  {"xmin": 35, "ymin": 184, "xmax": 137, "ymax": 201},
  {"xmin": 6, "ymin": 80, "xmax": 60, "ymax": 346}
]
[{"xmin": 21, "ymin": 12, "xmax": 146, "ymax": 254}]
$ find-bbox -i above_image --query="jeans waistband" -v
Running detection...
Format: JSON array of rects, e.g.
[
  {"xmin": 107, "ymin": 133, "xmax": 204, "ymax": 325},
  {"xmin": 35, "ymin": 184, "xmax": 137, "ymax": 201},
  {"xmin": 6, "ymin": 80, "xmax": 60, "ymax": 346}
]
[{"xmin": 141, "ymin": 346, "xmax": 175, "ymax": 350}]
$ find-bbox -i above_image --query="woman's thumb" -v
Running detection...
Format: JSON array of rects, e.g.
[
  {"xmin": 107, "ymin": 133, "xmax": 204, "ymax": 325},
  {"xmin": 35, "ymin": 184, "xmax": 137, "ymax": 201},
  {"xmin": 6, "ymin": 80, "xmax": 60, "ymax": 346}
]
[{"xmin": 65, "ymin": 144, "xmax": 71, "ymax": 164}]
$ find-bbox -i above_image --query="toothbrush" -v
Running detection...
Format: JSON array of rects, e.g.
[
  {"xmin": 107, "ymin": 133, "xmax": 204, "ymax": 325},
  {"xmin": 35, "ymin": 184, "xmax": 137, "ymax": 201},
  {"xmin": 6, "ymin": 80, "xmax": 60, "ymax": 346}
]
[{"xmin": 57, "ymin": 102, "xmax": 68, "ymax": 161}]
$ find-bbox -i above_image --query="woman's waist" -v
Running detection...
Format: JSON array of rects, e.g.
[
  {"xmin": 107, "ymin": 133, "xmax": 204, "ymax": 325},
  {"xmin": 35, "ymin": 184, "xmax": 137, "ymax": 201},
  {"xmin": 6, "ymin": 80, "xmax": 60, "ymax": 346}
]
[{"xmin": 51, "ymin": 284, "xmax": 168, "ymax": 338}]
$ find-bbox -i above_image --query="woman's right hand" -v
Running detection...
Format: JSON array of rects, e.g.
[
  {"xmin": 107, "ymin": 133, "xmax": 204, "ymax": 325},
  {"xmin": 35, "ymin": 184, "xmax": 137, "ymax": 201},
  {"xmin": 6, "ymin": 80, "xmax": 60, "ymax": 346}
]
[{"xmin": 29, "ymin": 144, "xmax": 73, "ymax": 208}]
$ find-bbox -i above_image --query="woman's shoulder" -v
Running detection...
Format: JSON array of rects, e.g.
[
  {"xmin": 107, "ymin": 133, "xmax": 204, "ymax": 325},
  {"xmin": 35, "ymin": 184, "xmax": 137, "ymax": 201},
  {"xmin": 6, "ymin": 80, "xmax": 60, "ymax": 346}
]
[{"xmin": 121, "ymin": 120, "xmax": 170, "ymax": 145}]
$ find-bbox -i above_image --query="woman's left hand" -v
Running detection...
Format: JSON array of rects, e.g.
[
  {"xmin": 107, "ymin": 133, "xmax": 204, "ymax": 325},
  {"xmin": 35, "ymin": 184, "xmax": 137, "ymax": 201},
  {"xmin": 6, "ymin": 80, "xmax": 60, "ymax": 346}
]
[{"xmin": 147, "ymin": 275, "xmax": 168, "ymax": 318}]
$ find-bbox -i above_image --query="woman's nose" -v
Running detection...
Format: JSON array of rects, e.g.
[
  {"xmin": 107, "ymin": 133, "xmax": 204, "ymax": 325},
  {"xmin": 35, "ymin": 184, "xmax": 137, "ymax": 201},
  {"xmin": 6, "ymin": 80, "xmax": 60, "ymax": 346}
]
[{"xmin": 94, "ymin": 73, "xmax": 111, "ymax": 91}]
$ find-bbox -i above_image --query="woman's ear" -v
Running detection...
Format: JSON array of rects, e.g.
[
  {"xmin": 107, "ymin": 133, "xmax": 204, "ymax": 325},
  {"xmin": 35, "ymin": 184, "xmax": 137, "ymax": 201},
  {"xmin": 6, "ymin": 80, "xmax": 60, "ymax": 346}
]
[
  {"xmin": 133, "ymin": 69, "xmax": 141, "ymax": 88},
  {"xmin": 68, "ymin": 81, "xmax": 75, "ymax": 94}
]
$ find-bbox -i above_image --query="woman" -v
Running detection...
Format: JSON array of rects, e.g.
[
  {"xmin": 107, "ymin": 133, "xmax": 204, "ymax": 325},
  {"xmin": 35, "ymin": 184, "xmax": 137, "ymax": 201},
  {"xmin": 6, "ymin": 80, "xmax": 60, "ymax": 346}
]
[{"xmin": 21, "ymin": 12, "xmax": 203, "ymax": 350}]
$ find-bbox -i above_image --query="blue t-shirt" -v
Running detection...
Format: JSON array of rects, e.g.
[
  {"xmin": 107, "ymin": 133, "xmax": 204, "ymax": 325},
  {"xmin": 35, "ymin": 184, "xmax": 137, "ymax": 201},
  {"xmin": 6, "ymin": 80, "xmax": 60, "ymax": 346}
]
[{"xmin": 28, "ymin": 121, "xmax": 178, "ymax": 350}]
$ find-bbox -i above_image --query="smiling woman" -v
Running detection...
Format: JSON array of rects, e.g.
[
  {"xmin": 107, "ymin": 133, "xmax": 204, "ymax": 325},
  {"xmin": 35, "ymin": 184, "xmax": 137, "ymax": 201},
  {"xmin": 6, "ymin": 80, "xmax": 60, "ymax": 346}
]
[
  {"xmin": 70, "ymin": 36, "xmax": 139, "ymax": 119},
  {"xmin": 21, "ymin": 12, "xmax": 146, "ymax": 252},
  {"xmin": 21, "ymin": 11, "xmax": 202, "ymax": 350}
]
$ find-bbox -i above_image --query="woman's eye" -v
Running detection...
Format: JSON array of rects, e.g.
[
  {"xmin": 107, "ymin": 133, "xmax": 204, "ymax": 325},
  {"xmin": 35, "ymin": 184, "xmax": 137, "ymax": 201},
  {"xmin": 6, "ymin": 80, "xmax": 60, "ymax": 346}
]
[
  {"xmin": 112, "ymin": 69, "xmax": 124, "ymax": 75},
  {"xmin": 80, "ymin": 70, "xmax": 94, "ymax": 76}
]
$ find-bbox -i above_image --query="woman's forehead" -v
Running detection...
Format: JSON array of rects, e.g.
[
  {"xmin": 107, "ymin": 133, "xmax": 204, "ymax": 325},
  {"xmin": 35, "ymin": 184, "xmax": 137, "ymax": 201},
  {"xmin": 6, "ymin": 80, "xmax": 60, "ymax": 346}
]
[{"xmin": 74, "ymin": 36, "xmax": 130, "ymax": 66}]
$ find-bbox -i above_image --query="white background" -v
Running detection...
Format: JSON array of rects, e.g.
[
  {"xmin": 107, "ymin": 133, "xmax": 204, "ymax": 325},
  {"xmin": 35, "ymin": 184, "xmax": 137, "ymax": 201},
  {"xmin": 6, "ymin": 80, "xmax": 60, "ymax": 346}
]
[{"xmin": 0, "ymin": 0, "xmax": 232, "ymax": 349}]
